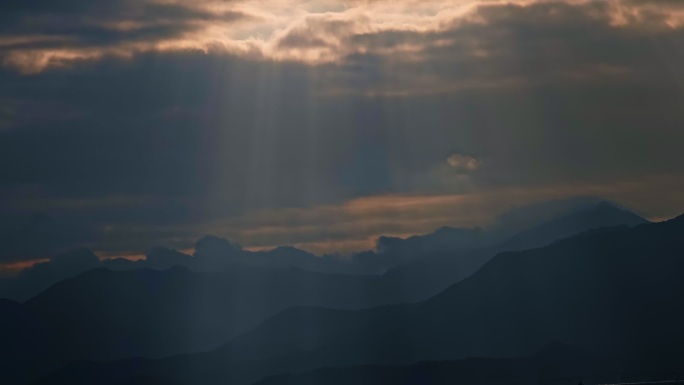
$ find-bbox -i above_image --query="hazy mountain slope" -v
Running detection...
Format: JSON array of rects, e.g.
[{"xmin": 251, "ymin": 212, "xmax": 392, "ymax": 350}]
[
  {"xmin": 22, "ymin": 265, "xmax": 390, "ymax": 362},
  {"xmin": 0, "ymin": 200, "xmax": 644, "ymax": 304},
  {"xmin": 378, "ymin": 202, "xmax": 649, "ymax": 303},
  {"xmin": 0, "ymin": 266, "xmax": 389, "ymax": 384},
  {"xmin": 0, "ymin": 249, "xmax": 104, "ymax": 302},
  {"xmin": 22, "ymin": 203, "xmax": 644, "ymax": 366},
  {"xmin": 497, "ymin": 201, "xmax": 648, "ymax": 252},
  {"xmin": 36, "ymin": 214, "xmax": 684, "ymax": 385}
]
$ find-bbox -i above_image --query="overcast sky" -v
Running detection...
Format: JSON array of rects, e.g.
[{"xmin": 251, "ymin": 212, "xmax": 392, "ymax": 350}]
[{"xmin": 1, "ymin": 0, "xmax": 684, "ymax": 267}]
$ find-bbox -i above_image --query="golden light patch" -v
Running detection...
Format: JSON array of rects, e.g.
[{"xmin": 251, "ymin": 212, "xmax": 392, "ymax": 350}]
[
  {"xmin": 0, "ymin": 259, "xmax": 50, "ymax": 277},
  {"xmin": 5, "ymin": 0, "xmax": 677, "ymax": 72},
  {"xmin": 196, "ymin": 173, "xmax": 684, "ymax": 254}
]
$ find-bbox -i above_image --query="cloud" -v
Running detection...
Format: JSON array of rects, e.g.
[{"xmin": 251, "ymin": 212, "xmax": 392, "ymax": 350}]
[
  {"xmin": 0, "ymin": 213, "xmax": 101, "ymax": 263},
  {"xmin": 179, "ymin": 175, "xmax": 683, "ymax": 254},
  {"xmin": 2, "ymin": 0, "xmax": 683, "ymax": 73},
  {"xmin": 446, "ymin": 154, "xmax": 480, "ymax": 172},
  {"xmin": 0, "ymin": 0, "xmax": 683, "ymax": 259},
  {"xmin": 0, "ymin": 0, "xmax": 248, "ymax": 73},
  {"xmin": 22, "ymin": 248, "xmax": 101, "ymax": 279},
  {"xmin": 0, "ymin": 248, "xmax": 102, "ymax": 300},
  {"xmin": 0, "ymin": 192, "xmax": 653, "ymax": 300}
]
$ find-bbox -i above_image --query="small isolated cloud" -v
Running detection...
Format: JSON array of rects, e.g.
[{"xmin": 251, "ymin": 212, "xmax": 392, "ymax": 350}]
[{"xmin": 446, "ymin": 153, "xmax": 480, "ymax": 173}]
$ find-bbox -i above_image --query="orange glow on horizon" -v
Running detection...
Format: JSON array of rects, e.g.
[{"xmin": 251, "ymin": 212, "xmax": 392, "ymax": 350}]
[{"xmin": 0, "ymin": 259, "xmax": 50, "ymax": 277}]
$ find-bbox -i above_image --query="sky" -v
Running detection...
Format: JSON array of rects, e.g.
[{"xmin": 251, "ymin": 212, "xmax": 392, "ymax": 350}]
[{"xmin": 1, "ymin": 0, "xmax": 684, "ymax": 268}]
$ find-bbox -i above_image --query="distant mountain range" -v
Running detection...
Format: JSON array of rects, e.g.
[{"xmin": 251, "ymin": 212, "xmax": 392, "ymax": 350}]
[
  {"xmin": 0, "ymin": 200, "xmax": 647, "ymax": 303},
  {"xmin": 22, "ymin": 204, "xmax": 683, "ymax": 385},
  {"xmin": 496, "ymin": 201, "xmax": 647, "ymax": 252},
  {"xmin": 377, "ymin": 200, "xmax": 649, "ymax": 303},
  {"xmin": 0, "ymin": 203, "xmax": 647, "ymax": 368},
  {"xmin": 25, "ymin": 266, "xmax": 386, "ymax": 359}
]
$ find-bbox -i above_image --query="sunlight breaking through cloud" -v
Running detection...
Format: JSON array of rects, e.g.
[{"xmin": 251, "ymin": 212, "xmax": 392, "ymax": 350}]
[{"xmin": 3, "ymin": 0, "xmax": 684, "ymax": 72}]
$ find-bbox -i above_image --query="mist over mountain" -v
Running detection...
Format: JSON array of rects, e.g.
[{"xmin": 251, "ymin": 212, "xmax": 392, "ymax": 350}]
[
  {"xmin": 0, "ymin": 199, "xmax": 652, "ymax": 385},
  {"xmin": 0, "ymin": 214, "xmax": 100, "ymax": 266},
  {"xmin": 0, "ymin": 202, "xmax": 642, "ymax": 367},
  {"xmin": 0, "ymin": 249, "xmax": 102, "ymax": 301},
  {"xmin": 22, "ymin": 265, "xmax": 388, "ymax": 360},
  {"xmin": 376, "ymin": 201, "xmax": 649, "ymax": 303},
  {"xmin": 497, "ymin": 201, "xmax": 648, "ymax": 252},
  {"xmin": 27, "ymin": 209, "xmax": 684, "ymax": 385},
  {"xmin": 216, "ymin": 213, "xmax": 681, "ymax": 373},
  {"xmin": 0, "ymin": 199, "xmax": 644, "ymax": 303},
  {"xmin": 0, "ymin": 200, "xmax": 656, "ymax": 385}
]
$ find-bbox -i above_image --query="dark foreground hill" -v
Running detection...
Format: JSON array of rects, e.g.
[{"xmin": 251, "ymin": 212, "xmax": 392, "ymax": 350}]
[
  {"xmin": 255, "ymin": 342, "xmax": 615, "ymax": 385},
  {"xmin": 27, "ymin": 265, "xmax": 400, "ymax": 360},
  {"xmin": 0, "ymin": 299, "xmax": 62, "ymax": 385},
  {"xmin": 35, "ymin": 213, "xmax": 684, "ymax": 385},
  {"xmin": 1, "ymin": 266, "xmax": 402, "ymax": 384}
]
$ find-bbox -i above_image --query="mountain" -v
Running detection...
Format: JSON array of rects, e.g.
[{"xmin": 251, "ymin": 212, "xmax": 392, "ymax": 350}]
[
  {"xmin": 378, "ymin": 227, "xmax": 488, "ymax": 254},
  {"xmin": 15, "ymin": 203, "xmax": 647, "ymax": 363},
  {"xmin": 497, "ymin": 201, "xmax": 648, "ymax": 252},
  {"xmin": 20, "ymin": 265, "xmax": 392, "ymax": 362},
  {"xmin": 255, "ymin": 342, "xmax": 614, "ymax": 385},
  {"xmin": 0, "ymin": 233, "xmax": 411, "ymax": 302},
  {"xmin": 0, "ymin": 213, "xmax": 99, "ymax": 264},
  {"xmin": 36, "ymin": 213, "xmax": 684, "ymax": 385},
  {"xmin": 0, "ymin": 249, "xmax": 104, "ymax": 302},
  {"xmin": 0, "ymin": 199, "xmax": 644, "ymax": 303},
  {"xmin": 376, "ymin": 201, "xmax": 649, "ymax": 303},
  {"xmin": 227, "ymin": 213, "xmax": 682, "ymax": 368},
  {"xmin": 0, "ymin": 299, "xmax": 62, "ymax": 385},
  {"xmin": 0, "ymin": 241, "xmax": 364, "ymax": 302},
  {"xmin": 0, "ymin": 264, "xmax": 395, "ymax": 384},
  {"xmin": 0, "ymin": 201, "xmax": 654, "ymax": 384}
]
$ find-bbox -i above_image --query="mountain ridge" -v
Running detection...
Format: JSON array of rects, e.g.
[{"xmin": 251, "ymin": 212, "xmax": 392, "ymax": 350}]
[{"xmin": 34, "ymin": 209, "xmax": 683, "ymax": 385}]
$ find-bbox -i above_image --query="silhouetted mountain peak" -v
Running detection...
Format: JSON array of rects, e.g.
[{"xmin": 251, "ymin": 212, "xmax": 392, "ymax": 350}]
[
  {"xmin": 576, "ymin": 201, "xmax": 645, "ymax": 221},
  {"xmin": 195, "ymin": 235, "xmax": 241, "ymax": 253},
  {"xmin": 588, "ymin": 201, "xmax": 641, "ymax": 219},
  {"xmin": 594, "ymin": 201, "xmax": 616, "ymax": 210},
  {"xmin": 143, "ymin": 247, "xmax": 193, "ymax": 270},
  {"xmin": 432, "ymin": 226, "xmax": 461, "ymax": 235},
  {"xmin": 667, "ymin": 212, "xmax": 684, "ymax": 224},
  {"xmin": 376, "ymin": 226, "xmax": 486, "ymax": 256},
  {"xmin": 15, "ymin": 209, "xmax": 684, "ymax": 385},
  {"xmin": 496, "ymin": 200, "xmax": 648, "ymax": 252}
]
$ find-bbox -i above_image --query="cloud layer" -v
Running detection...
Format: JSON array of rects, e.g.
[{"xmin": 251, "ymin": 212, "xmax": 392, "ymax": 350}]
[
  {"xmin": 3, "ymin": 0, "xmax": 684, "ymax": 73},
  {"xmin": 0, "ymin": 0, "xmax": 683, "ymax": 264}
]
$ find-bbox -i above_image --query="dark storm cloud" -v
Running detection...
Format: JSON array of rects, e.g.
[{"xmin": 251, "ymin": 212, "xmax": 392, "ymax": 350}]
[
  {"xmin": 0, "ymin": 0, "xmax": 683, "ymax": 262},
  {"xmin": 0, "ymin": 0, "xmax": 243, "ymax": 47},
  {"xmin": 0, "ymin": 213, "xmax": 101, "ymax": 263},
  {"xmin": 339, "ymin": 1, "xmax": 684, "ymax": 94},
  {"xmin": 322, "ymin": 1, "xmax": 684, "ymax": 188},
  {"xmin": 0, "ymin": 50, "xmax": 397, "ymax": 258},
  {"xmin": 0, "ymin": 0, "xmax": 247, "ymax": 73},
  {"xmin": 0, "ymin": 52, "xmax": 393, "ymax": 206}
]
